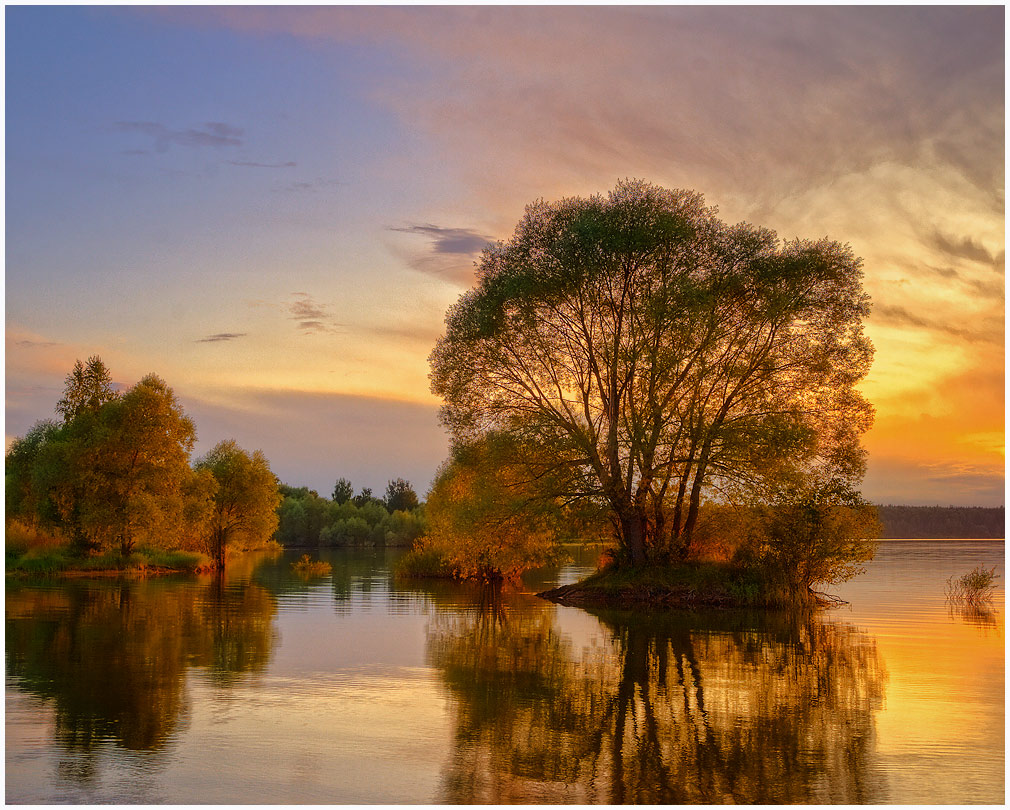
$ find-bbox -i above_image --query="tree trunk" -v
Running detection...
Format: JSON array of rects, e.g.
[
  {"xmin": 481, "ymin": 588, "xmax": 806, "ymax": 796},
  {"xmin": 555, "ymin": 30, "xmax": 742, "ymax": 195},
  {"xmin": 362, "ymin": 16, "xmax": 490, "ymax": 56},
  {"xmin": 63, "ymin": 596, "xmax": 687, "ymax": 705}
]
[
  {"xmin": 214, "ymin": 527, "xmax": 227, "ymax": 570},
  {"xmin": 618, "ymin": 509, "xmax": 647, "ymax": 565},
  {"xmin": 120, "ymin": 529, "xmax": 134, "ymax": 558}
]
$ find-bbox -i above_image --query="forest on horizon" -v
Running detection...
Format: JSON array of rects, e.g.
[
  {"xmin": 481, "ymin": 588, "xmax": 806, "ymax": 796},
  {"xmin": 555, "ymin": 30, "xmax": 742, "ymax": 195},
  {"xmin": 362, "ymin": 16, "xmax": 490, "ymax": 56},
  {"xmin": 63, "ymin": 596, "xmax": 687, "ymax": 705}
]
[{"xmin": 874, "ymin": 505, "xmax": 1004, "ymax": 539}]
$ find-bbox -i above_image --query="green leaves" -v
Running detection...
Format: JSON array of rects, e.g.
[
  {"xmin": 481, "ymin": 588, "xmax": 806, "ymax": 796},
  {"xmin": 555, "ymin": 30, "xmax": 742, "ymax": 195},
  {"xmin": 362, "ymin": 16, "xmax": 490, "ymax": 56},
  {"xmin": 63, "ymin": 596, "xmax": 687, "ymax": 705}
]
[{"xmin": 429, "ymin": 180, "xmax": 876, "ymax": 565}]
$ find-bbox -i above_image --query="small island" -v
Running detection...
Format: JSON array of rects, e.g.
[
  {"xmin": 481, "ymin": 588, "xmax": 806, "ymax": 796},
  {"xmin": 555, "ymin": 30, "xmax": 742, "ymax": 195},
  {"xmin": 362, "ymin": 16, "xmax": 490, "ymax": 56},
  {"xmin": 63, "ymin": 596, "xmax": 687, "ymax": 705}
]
[{"xmin": 395, "ymin": 181, "xmax": 878, "ymax": 607}]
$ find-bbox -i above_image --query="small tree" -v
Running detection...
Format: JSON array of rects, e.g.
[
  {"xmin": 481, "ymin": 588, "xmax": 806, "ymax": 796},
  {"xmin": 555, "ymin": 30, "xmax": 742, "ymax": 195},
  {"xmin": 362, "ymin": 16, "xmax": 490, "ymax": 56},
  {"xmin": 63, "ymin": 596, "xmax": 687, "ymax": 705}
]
[
  {"xmin": 353, "ymin": 487, "xmax": 377, "ymax": 508},
  {"xmin": 424, "ymin": 437, "xmax": 564, "ymax": 581},
  {"xmin": 55, "ymin": 356, "xmax": 118, "ymax": 423},
  {"xmin": 332, "ymin": 477, "xmax": 354, "ymax": 505},
  {"xmin": 755, "ymin": 474, "xmax": 879, "ymax": 600},
  {"xmin": 384, "ymin": 478, "xmax": 419, "ymax": 512},
  {"xmin": 5, "ymin": 420, "xmax": 61, "ymax": 527},
  {"xmin": 196, "ymin": 440, "xmax": 281, "ymax": 568}
]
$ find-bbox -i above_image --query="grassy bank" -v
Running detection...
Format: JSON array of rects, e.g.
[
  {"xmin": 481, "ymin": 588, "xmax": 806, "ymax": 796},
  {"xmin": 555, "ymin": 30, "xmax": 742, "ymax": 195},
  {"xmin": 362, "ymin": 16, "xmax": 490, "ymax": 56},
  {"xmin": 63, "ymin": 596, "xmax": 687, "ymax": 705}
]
[
  {"xmin": 4, "ymin": 520, "xmax": 284, "ymax": 577},
  {"xmin": 6, "ymin": 545, "xmax": 214, "ymax": 577},
  {"xmin": 537, "ymin": 561, "xmax": 801, "ymax": 610}
]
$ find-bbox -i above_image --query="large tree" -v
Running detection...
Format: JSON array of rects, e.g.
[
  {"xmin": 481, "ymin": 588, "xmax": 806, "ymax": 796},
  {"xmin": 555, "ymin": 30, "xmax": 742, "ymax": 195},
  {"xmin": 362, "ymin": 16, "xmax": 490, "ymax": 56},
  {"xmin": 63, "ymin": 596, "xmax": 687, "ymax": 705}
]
[
  {"xmin": 430, "ymin": 180, "xmax": 874, "ymax": 565},
  {"xmin": 70, "ymin": 374, "xmax": 198, "ymax": 556}
]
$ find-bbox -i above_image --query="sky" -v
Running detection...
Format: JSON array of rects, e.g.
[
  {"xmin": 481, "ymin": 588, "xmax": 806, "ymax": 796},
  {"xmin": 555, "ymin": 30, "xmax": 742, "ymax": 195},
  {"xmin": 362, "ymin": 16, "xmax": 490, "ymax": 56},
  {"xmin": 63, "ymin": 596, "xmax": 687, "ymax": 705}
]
[{"xmin": 5, "ymin": 5, "xmax": 1005, "ymax": 506}]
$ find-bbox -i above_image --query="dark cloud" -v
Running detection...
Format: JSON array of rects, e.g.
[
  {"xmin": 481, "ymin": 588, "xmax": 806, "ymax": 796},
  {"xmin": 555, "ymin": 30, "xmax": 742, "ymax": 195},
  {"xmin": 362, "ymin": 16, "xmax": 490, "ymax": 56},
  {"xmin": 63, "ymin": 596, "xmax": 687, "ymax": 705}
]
[
  {"xmin": 196, "ymin": 332, "xmax": 248, "ymax": 343},
  {"xmin": 389, "ymin": 223, "xmax": 491, "ymax": 285},
  {"xmin": 289, "ymin": 293, "xmax": 341, "ymax": 334},
  {"xmin": 228, "ymin": 160, "xmax": 297, "ymax": 168},
  {"xmin": 113, "ymin": 121, "xmax": 243, "ymax": 151},
  {"xmin": 872, "ymin": 304, "xmax": 1001, "ymax": 344},
  {"xmin": 391, "ymin": 224, "xmax": 491, "ymax": 255},
  {"xmin": 930, "ymin": 231, "xmax": 999, "ymax": 266}
]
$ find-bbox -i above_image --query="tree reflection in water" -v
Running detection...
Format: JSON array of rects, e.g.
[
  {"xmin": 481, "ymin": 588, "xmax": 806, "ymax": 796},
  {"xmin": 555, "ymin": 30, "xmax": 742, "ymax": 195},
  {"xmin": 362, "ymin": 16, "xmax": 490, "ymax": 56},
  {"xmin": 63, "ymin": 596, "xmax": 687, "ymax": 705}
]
[
  {"xmin": 5, "ymin": 576, "xmax": 277, "ymax": 783},
  {"xmin": 426, "ymin": 587, "xmax": 887, "ymax": 804}
]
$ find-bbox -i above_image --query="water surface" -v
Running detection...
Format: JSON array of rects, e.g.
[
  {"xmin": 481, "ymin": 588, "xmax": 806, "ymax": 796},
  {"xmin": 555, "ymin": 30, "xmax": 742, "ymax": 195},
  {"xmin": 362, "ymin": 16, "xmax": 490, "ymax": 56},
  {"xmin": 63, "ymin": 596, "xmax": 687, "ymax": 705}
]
[{"xmin": 5, "ymin": 540, "xmax": 1003, "ymax": 803}]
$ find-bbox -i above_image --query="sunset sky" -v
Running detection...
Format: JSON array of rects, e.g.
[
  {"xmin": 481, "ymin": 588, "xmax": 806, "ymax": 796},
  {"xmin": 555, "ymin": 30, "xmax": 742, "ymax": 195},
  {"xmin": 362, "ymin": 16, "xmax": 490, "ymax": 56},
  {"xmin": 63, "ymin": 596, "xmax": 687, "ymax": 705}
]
[{"xmin": 5, "ymin": 6, "xmax": 1004, "ymax": 505}]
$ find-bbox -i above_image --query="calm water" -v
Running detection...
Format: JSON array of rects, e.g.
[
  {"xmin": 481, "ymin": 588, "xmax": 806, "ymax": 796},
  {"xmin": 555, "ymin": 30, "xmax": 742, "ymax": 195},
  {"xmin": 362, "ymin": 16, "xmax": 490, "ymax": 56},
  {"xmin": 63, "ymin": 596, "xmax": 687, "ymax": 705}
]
[{"xmin": 5, "ymin": 540, "xmax": 1004, "ymax": 804}]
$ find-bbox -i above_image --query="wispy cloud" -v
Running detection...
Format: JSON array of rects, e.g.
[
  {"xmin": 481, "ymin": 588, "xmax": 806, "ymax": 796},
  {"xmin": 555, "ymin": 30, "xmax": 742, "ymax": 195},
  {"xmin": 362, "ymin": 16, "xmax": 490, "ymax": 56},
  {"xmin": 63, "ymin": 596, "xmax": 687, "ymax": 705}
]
[
  {"xmin": 930, "ymin": 230, "xmax": 1000, "ymax": 267},
  {"xmin": 390, "ymin": 223, "xmax": 491, "ymax": 285},
  {"xmin": 14, "ymin": 338, "xmax": 61, "ymax": 349},
  {"xmin": 391, "ymin": 224, "xmax": 491, "ymax": 255},
  {"xmin": 272, "ymin": 177, "xmax": 343, "ymax": 193},
  {"xmin": 113, "ymin": 121, "xmax": 244, "ymax": 151},
  {"xmin": 872, "ymin": 304, "xmax": 1001, "ymax": 344},
  {"xmin": 288, "ymin": 293, "xmax": 341, "ymax": 334},
  {"xmin": 196, "ymin": 332, "xmax": 248, "ymax": 343},
  {"xmin": 228, "ymin": 160, "xmax": 297, "ymax": 169},
  {"xmin": 360, "ymin": 322, "xmax": 444, "ymax": 346}
]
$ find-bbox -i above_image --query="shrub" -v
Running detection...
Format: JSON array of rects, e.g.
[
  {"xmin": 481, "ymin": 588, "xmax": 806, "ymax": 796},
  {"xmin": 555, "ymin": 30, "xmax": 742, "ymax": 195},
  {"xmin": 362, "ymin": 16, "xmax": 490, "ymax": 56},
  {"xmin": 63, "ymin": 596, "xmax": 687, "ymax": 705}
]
[
  {"xmin": 5, "ymin": 520, "xmax": 67, "ymax": 557},
  {"xmin": 945, "ymin": 565, "xmax": 999, "ymax": 605},
  {"xmin": 395, "ymin": 544, "xmax": 457, "ymax": 579},
  {"xmin": 292, "ymin": 553, "xmax": 332, "ymax": 577}
]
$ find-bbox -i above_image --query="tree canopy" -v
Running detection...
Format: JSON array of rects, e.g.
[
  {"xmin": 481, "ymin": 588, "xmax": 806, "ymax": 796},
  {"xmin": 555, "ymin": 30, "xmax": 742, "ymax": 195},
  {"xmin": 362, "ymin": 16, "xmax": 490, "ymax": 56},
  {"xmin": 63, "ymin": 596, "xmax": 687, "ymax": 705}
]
[
  {"xmin": 34, "ymin": 372, "xmax": 198, "ymax": 556},
  {"xmin": 55, "ymin": 355, "xmax": 118, "ymax": 423},
  {"xmin": 195, "ymin": 440, "xmax": 281, "ymax": 567},
  {"xmin": 6, "ymin": 358, "xmax": 283, "ymax": 566},
  {"xmin": 384, "ymin": 477, "xmax": 420, "ymax": 512},
  {"xmin": 430, "ymin": 180, "xmax": 875, "ymax": 567}
]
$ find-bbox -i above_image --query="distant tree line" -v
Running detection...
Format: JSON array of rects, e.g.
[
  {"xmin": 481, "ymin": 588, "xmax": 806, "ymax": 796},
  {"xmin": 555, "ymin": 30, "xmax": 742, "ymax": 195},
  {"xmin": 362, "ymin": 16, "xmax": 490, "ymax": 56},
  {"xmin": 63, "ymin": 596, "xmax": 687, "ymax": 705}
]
[
  {"xmin": 6, "ymin": 357, "xmax": 281, "ymax": 568},
  {"xmin": 275, "ymin": 477, "xmax": 426, "ymax": 548},
  {"xmin": 875, "ymin": 505, "xmax": 1005, "ymax": 539}
]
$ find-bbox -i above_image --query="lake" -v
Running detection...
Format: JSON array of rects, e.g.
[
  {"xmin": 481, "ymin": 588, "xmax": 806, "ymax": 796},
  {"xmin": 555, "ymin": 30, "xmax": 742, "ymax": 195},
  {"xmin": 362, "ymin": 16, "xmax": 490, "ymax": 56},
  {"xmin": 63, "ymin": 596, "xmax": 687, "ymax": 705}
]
[{"xmin": 5, "ymin": 540, "xmax": 1004, "ymax": 804}]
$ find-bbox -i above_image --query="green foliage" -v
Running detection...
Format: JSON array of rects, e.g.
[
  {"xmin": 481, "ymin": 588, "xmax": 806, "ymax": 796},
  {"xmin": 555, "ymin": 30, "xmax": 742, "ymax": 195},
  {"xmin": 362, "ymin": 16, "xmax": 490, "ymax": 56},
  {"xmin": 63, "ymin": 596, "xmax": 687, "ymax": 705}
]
[
  {"xmin": 6, "ymin": 358, "xmax": 283, "ymax": 569},
  {"xmin": 423, "ymin": 437, "xmax": 566, "ymax": 581},
  {"xmin": 55, "ymin": 355, "xmax": 118, "ymax": 423},
  {"xmin": 195, "ymin": 440, "xmax": 281, "ymax": 566},
  {"xmin": 747, "ymin": 476, "xmax": 880, "ymax": 598},
  {"xmin": 394, "ymin": 544, "xmax": 456, "ymax": 579},
  {"xmin": 945, "ymin": 565, "xmax": 999, "ymax": 605},
  {"xmin": 332, "ymin": 477, "xmax": 354, "ymax": 505},
  {"xmin": 276, "ymin": 481, "xmax": 428, "ymax": 548},
  {"xmin": 291, "ymin": 553, "xmax": 332, "ymax": 577},
  {"xmin": 384, "ymin": 477, "xmax": 419, "ymax": 512},
  {"xmin": 353, "ymin": 486, "xmax": 382, "ymax": 508},
  {"xmin": 320, "ymin": 516, "xmax": 373, "ymax": 546},
  {"xmin": 560, "ymin": 559, "xmax": 776, "ymax": 607},
  {"xmin": 430, "ymin": 180, "xmax": 875, "ymax": 568},
  {"xmin": 5, "ymin": 420, "xmax": 62, "ymax": 526},
  {"xmin": 5, "ymin": 539, "xmax": 211, "ymax": 575},
  {"xmin": 41, "ymin": 372, "xmax": 199, "ymax": 556}
]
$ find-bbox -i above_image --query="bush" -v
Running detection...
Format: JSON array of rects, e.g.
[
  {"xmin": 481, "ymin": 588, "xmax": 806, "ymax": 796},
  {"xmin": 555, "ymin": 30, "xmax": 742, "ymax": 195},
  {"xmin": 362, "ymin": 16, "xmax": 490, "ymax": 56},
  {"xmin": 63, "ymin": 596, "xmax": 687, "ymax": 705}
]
[
  {"xmin": 395, "ymin": 544, "xmax": 457, "ymax": 579},
  {"xmin": 945, "ymin": 565, "xmax": 999, "ymax": 605},
  {"xmin": 292, "ymin": 553, "xmax": 332, "ymax": 577},
  {"xmin": 5, "ymin": 520, "xmax": 67, "ymax": 557}
]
